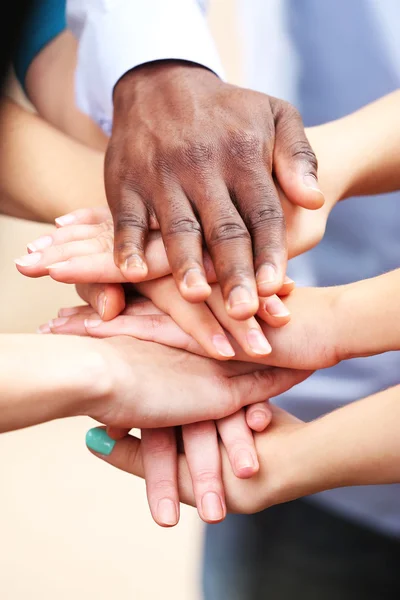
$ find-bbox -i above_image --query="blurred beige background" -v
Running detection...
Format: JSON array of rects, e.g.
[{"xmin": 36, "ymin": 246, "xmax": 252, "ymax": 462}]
[{"xmin": 0, "ymin": 2, "xmax": 242, "ymax": 599}]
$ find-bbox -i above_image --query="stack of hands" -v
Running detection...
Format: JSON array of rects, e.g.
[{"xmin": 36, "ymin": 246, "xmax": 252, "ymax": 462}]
[{"xmin": 12, "ymin": 91, "xmax": 400, "ymax": 527}]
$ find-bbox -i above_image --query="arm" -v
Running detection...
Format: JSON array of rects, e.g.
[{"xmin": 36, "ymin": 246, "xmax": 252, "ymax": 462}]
[
  {"xmin": 0, "ymin": 99, "xmax": 106, "ymax": 222},
  {"xmin": 89, "ymin": 385, "xmax": 400, "ymax": 514},
  {"xmin": 0, "ymin": 332, "xmax": 301, "ymax": 434}
]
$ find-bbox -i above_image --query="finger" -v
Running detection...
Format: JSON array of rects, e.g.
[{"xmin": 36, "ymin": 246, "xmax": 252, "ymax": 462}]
[
  {"xmin": 137, "ymin": 277, "xmax": 235, "ymax": 359},
  {"xmin": 84, "ymin": 313, "xmax": 206, "ymax": 356},
  {"xmin": 206, "ymin": 284, "xmax": 271, "ymax": 357},
  {"xmin": 257, "ymin": 294, "xmax": 291, "ymax": 328},
  {"xmin": 28, "ymin": 223, "xmax": 112, "ymax": 253},
  {"xmin": 192, "ymin": 181, "xmax": 258, "ymax": 321},
  {"xmin": 57, "ymin": 304, "xmax": 93, "ymax": 318},
  {"xmin": 182, "ymin": 421, "xmax": 226, "ymax": 523},
  {"xmin": 157, "ymin": 188, "xmax": 210, "ymax": 302},
  {"xmin": 106, "ymin": 426, "xmax": 131, "ymax": 440},
  {"xmin": 123, "ymin": 298, "xmax": 165, "ymax": 316},
  {"xmin": 227, "ymin": 367, "xmax": 313, "ymax": 413},
  {"xmin": 246, "ymin": 401, "xmax": 272, "ymax": 433},
  {"xmin": 273, "ymin": 100, "xmax": 324, "ymax": 210},
  {"xmin": 141, "ymin": 428, "xmax": 180, "ymax": 527},
  {"xmin": 217, "ymin": 409, "xmax": 259, "ymax": 479},
  {"xmin": 42, "ymin": 312, "xmax": 93, "ymax": 336},
  {"xmin": 74, "ymin": 283, "xmax": 126, "ymax": 320},
  {"xmin": 232, "ymin": 174, "xmax": 287, "ymax": 297},
  {"xmin": 55, "ymin": 206, "xmax": 111, "ymax": 227},
  {"xmin": 111, "ymin": 188, "xmax": 150, "ymax": 279},
  {"xmin": 279, "ymin": 276, "xmax": 295, "ymax": 297}
]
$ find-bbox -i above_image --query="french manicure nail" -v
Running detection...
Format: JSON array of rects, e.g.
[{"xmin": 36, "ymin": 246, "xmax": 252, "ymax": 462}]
[
  {"xmin": 228, "ymin": 285, "xmax": 253, "ymax": 309},
  {"xmin": 201, "ymin": 492, "xmax": 224, "ymax": 522},
  {"xmin": 55, "ymin": 214, "xmax": 76, "ymax": 227},
  {"xmin": 14, "ymin": 252, "xmax": 42, "ymax": 267},
  {"xmin": 183, "ymin": 269, "xmax": 209, "ymax": 289},
  {"xmin": 157, "ymin": 498, "xmax": 178, "ymax": 526},
  {"xmin": 49, "ymin": 317, "xmax": 70, "ymax": 328},
  {"xmin": 27, "ymin": 236, "xmax": 53, "ymax": 252},
  {"xmin": 86, "ymin": 427, "xmax": 116, "ymax": 456},
  {"xmin": 256, "ymin": 264, "xmax": 276, "ymax": 286},
  {"xmin": 263, "ymin": 295, "xmax": 290, "ymax": 317},
  {"xmin": 247, "ymin": 329, "xmax": 272, "ymax": 355},
  {"xmin": 303, "ymin": 174, "xmax": 322, "ymax": 192},
  {"xmin": 47, "ymin": 261, "xmax": 70, "ymax": 270},
  {"xmin": 37, "ymin": 324, "xmax": 51, "ymax": 334},
  {"xmin": 212, "ymin": 334, "xmax": 235, "ymax": 357},
  {"xmin": 97, "ymin": 292, "xmax": 107, "ymax": 318},
  {"xmin": 123, "ymin": 254, "xmax": 147, "ymax": 272},
  {"xmin": 84, "ymin": 319, "xmax": 103, "ymax": 329},
  {"xmin": 235, "ymin": 449, "xmax": 256, "ymax": 475}
]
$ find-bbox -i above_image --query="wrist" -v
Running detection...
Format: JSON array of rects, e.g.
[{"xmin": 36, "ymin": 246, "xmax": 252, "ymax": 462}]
[{"xmin": 114, "ymin": 60, "xmax": 220, "ymax": 109}]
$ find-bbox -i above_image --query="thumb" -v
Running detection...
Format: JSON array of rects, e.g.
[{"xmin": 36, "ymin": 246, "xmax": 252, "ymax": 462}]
[
  {"xmin": 76, "ymin": 282, "xmax": 125, "ymax": 320},
  {"xmin": 273, "ymin": 101, "xmax": 324, "ymax": 210}
]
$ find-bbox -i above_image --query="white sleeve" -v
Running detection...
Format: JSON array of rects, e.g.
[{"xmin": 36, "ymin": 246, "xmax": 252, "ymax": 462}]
[{"xmin": 66, "ymin": 0, "xmax": 225, "ymax": 130}]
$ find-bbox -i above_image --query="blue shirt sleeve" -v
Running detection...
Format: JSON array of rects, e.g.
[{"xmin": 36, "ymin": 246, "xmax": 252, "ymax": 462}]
[{"xmin": 13, "ymin": 0, "xmax": 66, "ymax": 90}]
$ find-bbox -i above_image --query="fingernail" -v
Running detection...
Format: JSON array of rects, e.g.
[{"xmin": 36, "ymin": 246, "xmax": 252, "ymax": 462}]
[
  {"xmin": 86, "ymin": 427, "xmax": 116, "ymax": 456},
  {"xmin": 263, "ymin": 295, "xmax": 290, "ymax": 317},
  {"xmin": 250, "ymin": 410, "xmax": 269, "ymax": 426},
  {"xmin": 49, "ymin": 317, "xmax": 69, "ymax": 328},
  {"xmin": 201, "ymin": 492, "xmax": 224, "ymax": 522},
  {"xmin": 183, "ymin": 269, "xmax": 209, "ymax": 289},
  {"xmin": 247, "ymin": 329, "xmax": 272, "ymax": 355},
  {"xmin": 256, "ymin": 264, "xmax": 276, "ymax": 286},
  {"xmin": 284, "ymin": 276, "xmax": 295, "ymax": 284},
  {"xmin": 97, "ymin": 292, "xmax": 107, "ymax": 318},
  {"xmin": 212, "ymin": 334, "xmax": 235, "ymax": 357},
  {"xmin": 235, "ymin": 449, "xmax": 256, "ymax": 475},
  {"xmin": 58, "ymin": 307, "xmax": 80, "ymax": 317},
  {"xmin": 14, "ymin": 252, "xmax": 41, "ymax": 267},
  {"xmin": 27, "ymin": 236, "xmax": 53, "ymax": 252},
  {"xmin": 47, "ymin": 261, "xmax": 70, "ymax": 270},
  {"xmin": 84, "ymin": 318, "xmax": 103, "ymax": 329},
  {"xmin": 228, "ymin": 285, "xmax": 254, "ymax": 309},
  {"xmin": 303, "ymin": 174, "xmax": 322, "ymax": 192},
  {"xmin": 157, "ymin": 498, "xmax": 178, "ymax": 526},
  {"xmin": 123, "ymin": 254, "xmax": 147, "ymax": 273},
  {"xmin": 37, "ymin": 324, "xmax": 51, "ymax": 334},
  {"xmin": 55, "ymin": 214, "xmax": 76, "ymax": 227}
]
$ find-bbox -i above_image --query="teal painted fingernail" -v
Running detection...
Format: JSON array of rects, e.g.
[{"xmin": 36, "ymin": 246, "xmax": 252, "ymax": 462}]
[{"xmin": 86, "ymin": 428, "xmax": 116, "ymax": 456}]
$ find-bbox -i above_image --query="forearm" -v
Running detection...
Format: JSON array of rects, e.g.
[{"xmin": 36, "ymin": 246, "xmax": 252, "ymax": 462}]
[
  {"xmin": 274, "ymin": 385, "xmax": 400, "ymax": 504},
  {"xmin": 0, "ymin": 99, "xmax": 106, "ymax": 222},
  {"xmin": 0, "ymin": 334, "xmax": 107, "ymax": 433},
  {"xmin": 308, "ymin": 90, "xmax": 400, "ymax": 203},
  {"xmin": 336, "ymin": 269, "xmax": 400, "ymax": 360}
]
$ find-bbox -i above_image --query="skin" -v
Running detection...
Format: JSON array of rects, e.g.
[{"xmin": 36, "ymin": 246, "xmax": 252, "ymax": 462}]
[
  {"xmin": 107, "ymin": 61, "xmax": 324, "ymax": 317},
  {"xmin": 86, "ymin": 385, "xmax": 400, "ymax": 515}
]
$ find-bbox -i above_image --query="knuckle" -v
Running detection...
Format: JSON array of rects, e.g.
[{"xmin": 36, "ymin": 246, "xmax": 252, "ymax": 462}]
[
  {"xmin": 151, "ymin": 478, "xmax": 176, "ymax": 493},
  {"xmin": 229, "ymin": 129, "xmax": 263, "ymax": 163},
  {"xmin": 96, "ymin": 230, "xmax": 115, "ymax": 253},
  {"xmin": 178, "ymin": 140, "xmax": 215, "ymax": 170},
  {"xmin": 289, "ymin": 141, "xmax": 318, "ymax": 172},
  {"xmin": 164, "ymin": 217, "xmax": 202, "ymax": 238},
  {"xmin": 193, "ymin": 469, "xmax": 221, "ymax": 486},
  {"xmin": 208, "ymin": 219, "xmax": 250, "ymax": 246}
]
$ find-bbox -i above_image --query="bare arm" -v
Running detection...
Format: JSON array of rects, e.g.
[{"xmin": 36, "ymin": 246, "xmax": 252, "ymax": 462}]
[{"xmin": 0, "ymin": 99, "xmax": 106, "ymax": 222}]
